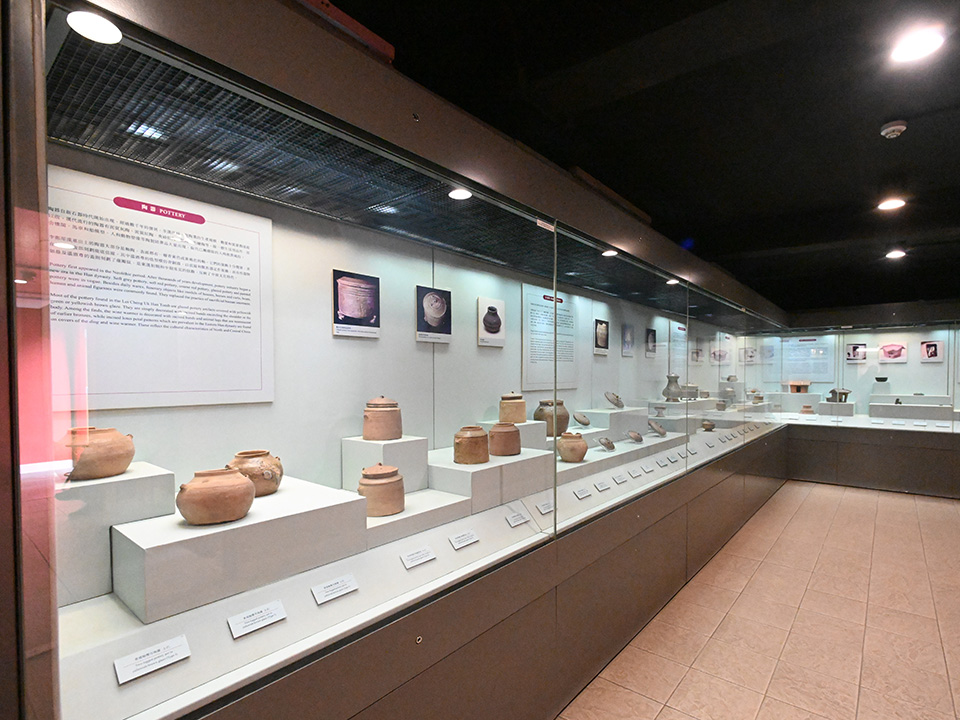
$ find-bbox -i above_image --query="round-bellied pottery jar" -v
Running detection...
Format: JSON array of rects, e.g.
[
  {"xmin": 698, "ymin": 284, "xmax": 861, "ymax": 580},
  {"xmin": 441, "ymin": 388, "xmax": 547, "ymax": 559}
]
[
  {"xmin": 716, "ymin": 400, "xmax": 727, "ymax": 411},
  {"xmin": 533, "ymin": 399, "xmax": 570, "ymax": 437},
  {"xmin": 556, "ymin": 432, "xmax": 588, "ymax": 463},
  {"xmin": 454, "ymin": 425, "xmax": 489, "ymax": 464},
  {"xmin": 226, "ymin": 450, "xmax": 283, "ymax": 497},
  {"xmin": 499, "ymin": 392, "xmax": 526, "ymax": 423},
  {"xmin": 363, "ymin": 396, "xmax": 402, "ymax": 441},
  {"xmin": 702, "ymin": 420, "xmax": 716, "ymax": 432},
  {"xmin": 489, "ymin": 422, "xmax": 521, "ymax": 456},
  {"xmin": 482, "ymin": 306, "xmax": 502, "ymax": 333},
  {"xmin": 648, "ymin": 419, "xmax": 667, "ymax": 437},
  {"xmin": 176, "ymin": 469, "xmax": 255, "ymax": 525},
  {"xmin": 662, "ymin": 373, "xmax": 683, "ymax": 402},
  {"xmin": 604, "ymin": 391, "xmax": 624, "ymax": 409},
  {"xmin": 358, "ymin": 463, "xmax": 405, "ymax": 517},
  {"xmin": 65, "ymin": 426, "xmax": 135, "ymax": 481}
]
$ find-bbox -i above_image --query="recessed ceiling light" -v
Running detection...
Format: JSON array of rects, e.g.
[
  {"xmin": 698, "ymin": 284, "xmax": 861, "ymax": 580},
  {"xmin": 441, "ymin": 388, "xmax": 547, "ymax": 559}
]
[
  {"xmin": 885, "ymin": 249, "xmax": 907, "ymax": 259},
  {"xmin": 66, "ymin": 11, "xmax": 123, "ymax": 44},
  {"xmin": 666, "ymin": 279, "xmax": 680, "ymax": 285},
  {"xmin": 448, "ymin": 188, "xmax": 472, "ymax": 200},
  {"xmin": 878, "ymin": 198, "xmax": 906, "ymax": 210},
  {"xmin": 13, "ymin": 278, "xmax": 27, "ymax": 285},
  {"xmin": 53, "ymin": 242, "xmax": 75, "ymax": 249},
  {"xmin": 891, "ymin": 26, "xmax": 945, "ymax": 62},
  {"xmin": 126, "ymin": 122, "xmax": 164, "ymax": 140},
  {"xmin": 601, "ymin": 249, "xmax": 618, "ymax": 257}
]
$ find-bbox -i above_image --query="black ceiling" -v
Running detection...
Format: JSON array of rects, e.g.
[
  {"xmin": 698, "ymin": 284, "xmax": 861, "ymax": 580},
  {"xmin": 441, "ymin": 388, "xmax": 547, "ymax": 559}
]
[{"xmin": 330, "ymin": 0, "xmax": 960, "ymax": 313}]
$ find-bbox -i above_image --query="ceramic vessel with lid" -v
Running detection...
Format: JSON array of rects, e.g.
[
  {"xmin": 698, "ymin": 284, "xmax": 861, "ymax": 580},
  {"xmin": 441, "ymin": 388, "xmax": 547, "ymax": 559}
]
[
  {"xmin": 604, "ymin": 391, "xmax": 624, "ymax": 409},
  {"xmin": 662, "ymin": 373, "xmax": 682, "ymax": 402},
  {"xmin": 488, "ymin": 422, "xmax": 521, "ymax": 456},
  {"xmin": 176, "ymin": 469, "xmax": 256, "ymax": 525},
  {"xmin": 556, "ymin": 432, "xmax": 588, "ymax": 463},
  {"xmin": 336, "ymin": 275, "xmax": 377, "ymax": 321},
  {"xmin": 483, "ymin": 306, "xmax": 502, "ymax": 333},
  {"xmin": 648, "ymin": 420, "xmax": 667, "ymax": 437},
  {"xmin": 358, "ymin": 463, "xmax": 405, "ymax": 516},
  {"xmin": 65, "ymin": 426, "xmax": 135, "ymax": 481},
  {"xmin": 454, "ymin": 426, "xmax": 489, "ymax": 464},
  {"xmin": 499, "ymin": 392, "xmax": 526, "ymax": 423},
  {"xmin": 226, "ymin": 450, "xmax": 283, "ymax": 497},
  {"xmin": 533, "ymin": 399, "xmax": 570, "ymax": 436},
  {"xmin": 363, "ymin": 396, "xmax": 402, "ymax": 441},
  {"xmin": 716, "ymin": 400, "xmax": 727, "ymax": 411}
]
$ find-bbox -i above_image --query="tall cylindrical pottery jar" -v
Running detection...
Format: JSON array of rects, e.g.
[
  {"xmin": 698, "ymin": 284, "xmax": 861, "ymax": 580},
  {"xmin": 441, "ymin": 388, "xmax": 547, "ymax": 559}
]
[
  {"xmin": 556, "ymin": 432, "xmax": 588, "ymax": 463},
  {"xmin": 176, "ymin": 469, "xmax": 256, "ymax": 525},
  {"xmin": 65, "ymin": 426, "xmax": 136, "ymax": 481},
  {"xmin": 453, "ymin": 426, "xmax": 489, "ymax": 464},
  {"xmin": 362, "ymin": 396, "xmax": 402, "ymax": 440},
  {"xmin": 499, "ymin": 392, "xmax": 526, "ymax": 423},
  {"xmin": 533, "ymin": 399, "xmax": 570, "ymax": 437},
  {"xmin": 358, "ymin": 463, "xmax": 405, "ymax": 516},
  {"xmin": 662, "ymin": 373, "xmax": 683, "ymax": 402},
  {"xmin": 226, "ymin": 449, "xmax": 283, "ymax": 497},
  {"xmin": 488, "ymin": 422, "xmax": 521, "ymax": 456},
  {"xmin": 336, "ymin": 275, "xmax": 377, "ymax": 322}
]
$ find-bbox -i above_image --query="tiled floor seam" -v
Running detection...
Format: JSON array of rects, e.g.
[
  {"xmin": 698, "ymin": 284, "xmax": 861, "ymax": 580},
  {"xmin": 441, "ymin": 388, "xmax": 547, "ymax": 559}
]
[{"xmin": 853, "ymin": 484, "xmax": 879, "ymax": 720}]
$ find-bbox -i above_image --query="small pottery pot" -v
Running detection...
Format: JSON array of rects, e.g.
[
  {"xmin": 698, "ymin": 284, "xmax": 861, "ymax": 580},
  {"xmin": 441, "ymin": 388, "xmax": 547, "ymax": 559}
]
[
  {"xmin": 482, "ymin": 305, "xmax": 502, "ymax": 333},
  {"xmin": 226, "ymin": 450, "xmax": 283, "ymax": 497},
  {"xmin": 598, "ymin": 437, "xmax": 615, "ymax": 451},
  {"xmin": 716, "ymin": 400, "xmax": 727, "ymax": 411},
  {"xmin": 336, "ymin": 275, "xmax": 377, "ymax": 322},
  {"xmin": 627, "ymin": 430, "xmax": 644, "ymax": 443},
  {"xmin": 654, "ymin": 406, "xmax": 666, "ymax": 418},
  {"xmin": 648, "ymin": 420, "xmax": 667, "ymax": 437},
  {"xmin": 702, "ymin": 420, "xmax": 716, "ymax": 432},
  {"xmin": 358, "ymin": 463, "xmax": 405, "ymax": 517},
  {"xmin": 454, "ymin": 425, "xmax": 489, "ymax": 464},
  {"xmin": 726, "ymin": 375, "xmax": 738, "ymax": 382},
  {"xmin": 499, "ymin": 392, "xmax": 526, "ymax": 423},
  {"xmin": 556, "ymin": 432, "xmax": 587, "ymax": 463},
  {"xmin": 573, "ymin": 412, "xmax": 591, "ymax": 426},
  {"xmin": 800, "ymin": 405, "xmax": 814, "ymax": 415},
  {"xmin": 422, "ymin": 291, "xmax": 448, "ymax": 327},
  {"xmin": 604, "ymin": 391, "xmax": 624, "ymax": 409},
  {"xmin": 752, "ymin": 395, "xmax": 764, "ymax": 405},
  {"xmin": 65, "ymin": 427, "xmax": 135, "ymax": 481},
  {"xmin": 177, "ymin": 469, "xmax": 255, "ymax": 525},
  {"xmin": 363, "ymin": 396, "xmax": 402, "ymax": 441},
  {"xmin": 662, "ymin": 373, "xmax": 682, "ymax": 402},
  {"xmin": 489, "ymin": 422, "xmax": 521, "ymax": 456},
  {"xmin": 533, "ymin": 399, "xmax": 570, "ymax": 436}
]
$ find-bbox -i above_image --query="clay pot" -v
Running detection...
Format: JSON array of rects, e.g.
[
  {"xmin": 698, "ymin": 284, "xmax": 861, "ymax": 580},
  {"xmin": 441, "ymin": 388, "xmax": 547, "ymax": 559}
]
[
  {"xmin": 489, "ymin": 422, "xmax": 521, "ymax": 456},
  {"xmin": 752, "ymin": 395, "xmax": 764, "ymax": 405},
  {"xmin": 482, "ymin": 306, "xmax": 502, "ymax": 333},
  {"xmin": 358, "ymin": 463, "xmax": 404, "ymax": 517},
  {"xmin": 336, "ymin": 275, "xmax": 377, "ymax": 321},
  {"xmin": 533, "ymin": 399, "xmax": 570, "ymax": 437},
  {"xmin": 648, "ymin": 420, "xmax": 667, "ymax": 437},
  {"xmin": 454, "ymin": 426, "xmax": 489, "ymax": 464},
  {"xmin": 499, "ymin": 392, "xmax": 526, "ymax": 423},
  {"xmin": 226, "ymin": 450, "xmax": 283, "ymax": 497},
  {"xmin": 363, "ymin": 396, "xmax": 402, "ymax": 441},
  {"xmin": 604, "ymin": 391, "xmax": 624, "ymax": 409},
  {"xmin": 422, "ymin": 291, "xmax": 448, "ymax": 327},
  {"xmin": 726, "ymin": 375, "xmax": 738, "ymax": 382},
  {"xmin": 702, "ymin": 420, "xmax": 716, "ymax": 432},
  {"xmin": 556, "ymin": 432, "xmax": 587, "ymax": 463},
  {"xmin": 176, "ymin": 469, "xmax": 255, "ymax": 525},
  {"xmin": 716, "ymin": 400, "xmax": 727, "ymax": 411},
  {"xmin": 65, "ymin": 427, "xmax": 135, "ymax": 481},
  {"xmin": 662, "ymin": 373, "xmax": 682, "ymax": 402}
]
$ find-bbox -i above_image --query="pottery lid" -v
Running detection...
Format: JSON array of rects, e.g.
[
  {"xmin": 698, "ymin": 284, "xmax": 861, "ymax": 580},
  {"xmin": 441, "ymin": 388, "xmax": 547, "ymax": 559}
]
[
  {"xmin": 501, "ymin": 392, "xmax": 523, "ymax": 400},
  {"xmin": 362, "ymin": 462, "xmax": 398, "ymax": 478},
  {"xmin": 367, "ymin": 395, "xmax": 398, "ymax": 408}
]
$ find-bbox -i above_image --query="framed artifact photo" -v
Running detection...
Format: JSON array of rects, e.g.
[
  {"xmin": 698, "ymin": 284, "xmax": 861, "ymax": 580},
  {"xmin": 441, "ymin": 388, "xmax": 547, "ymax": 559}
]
[
  {"xmin": 845, "ymin": 343, "xmax": 866, "ymax": 363},
  {"xmin": 645, "ymin": 328, "xmax": 657, "ymax": 357},
  {"xmin": 739, "ymin": 347, "xmax": 759, "ymax": 365},
  {"xmin": 594, "ymin": 319, "xmax": 609, "ymax": 356},
  {"xmin": 477, "ymin": 296, "xmax": 505, "ymax": 347},
  {"xmin": 709, "ymin": 341, "xmax": 729, "ymax": 365},
  {"xmin": 621, "ymin": 323, "xmax": 635, "ymax": 357},
  {"xmin": 416, "ymin": 285, "xmax": 452, "ymax": 343},
  {"xmin": 920, "ymin": 340, "xmax": 944, "ymax": 363},
  {"xmin": 878, "ymin": 342, "xmax": 907, "ymax": 364},
  {"xmin": 333, "ymin": 269, "xmax": 380, "ymax": 338}
]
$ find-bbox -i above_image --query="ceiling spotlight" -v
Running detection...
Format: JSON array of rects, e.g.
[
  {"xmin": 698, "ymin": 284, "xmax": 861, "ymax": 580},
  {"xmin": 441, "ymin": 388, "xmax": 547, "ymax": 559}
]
[
  {"xmin": 53, "ymin": 241, "xmax": 76, "ymax": 249},
  {"xmin": 891, "ymin": 26, "xmax": 945, "ymax": 62},
  {"xmin": 448, "ymin": 188, "xmax": 472, "ymax": 200},
  {"xmin": 66, "ymin": 11, "xmax": 123, "ymax": 44},
  {"xmin": 601, "ymin": 249, "xmax": 618, "ymax": 257},
  {"xmin": 880, "ymin": 120, "xmax": 907, "ymax": 139},
  {"xmin": 666, "ymin": 278, "xmax": 680, "ymax": 285},
  {"xmin": 885, "ymin": 249, "xmax": 907, "ymax": 259},
  {"xmin": 877, "ymin": 198, "xmax": 906, "ymax": 210}
]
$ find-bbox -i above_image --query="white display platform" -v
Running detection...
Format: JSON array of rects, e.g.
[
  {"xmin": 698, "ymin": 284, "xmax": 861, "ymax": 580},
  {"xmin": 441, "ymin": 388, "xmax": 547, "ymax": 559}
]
[
  {"xmin": 555, "ymin": 433, "xmax": 686, "ymax": 485},
  {"xmin": 112, "ymin": 478, "xmax": 366, "ymax": 623},
  {"xmin": 870, "ymin": 394, "xmax": 951, "ymax": 406},
  {"xmin": 478, "ymin": 420, "xmax": 548, "ymax": 450},
  {"xmin": 580, "ymin": 406, "xmax": 648, "ymax": 437},
  {"xmin": 869, "ymin": 403, "xmax": 953, "ymax": 421},
  {"xmin": 49, "ymin": 461, "xmax": 176, "ymax": 607},
  {"xmin": 427, "ymin": 447, "xmax": 554, "ymax": 511},
  {"xmin": 341, "ymin": 436, "xmax": 428, "ymax": 492},
  {"xmin": 366, "ymin": 488, "xmax": 472, "ymax": 548},
  {"xmin": 765, "ymin": 392, "xmax": 823, "ymax": 413},
  {"xmin": 818, "ymin": 402, "xmax": 855, "ymax": 416}
]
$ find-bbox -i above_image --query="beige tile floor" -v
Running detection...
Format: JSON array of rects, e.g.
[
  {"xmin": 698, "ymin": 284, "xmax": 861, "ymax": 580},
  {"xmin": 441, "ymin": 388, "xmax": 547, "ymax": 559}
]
[{"xmin": 559, "ymin": 480, "xmax": 960, "ymax": 720}]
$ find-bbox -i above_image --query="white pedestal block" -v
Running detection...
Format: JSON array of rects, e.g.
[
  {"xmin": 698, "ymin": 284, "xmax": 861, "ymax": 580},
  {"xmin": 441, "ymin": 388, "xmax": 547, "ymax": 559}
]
[
  {"xmin": 555, "ymin": 434, "xmax": 686, "ymax": 485},
  {"xmin": 112, "ymin": 477, "xmax": 366, "ymax": 623},
  {"xmin": 580, "ymin": 406, "xmax": 648, "ymax": 437},
  {"xmin": 870, "ymin": 394, "xmax": 951, "ymax": 406},
  {"xmin": 427, "ymin": 447, "xmax": 554, "ymax": 512},
  {"xmin": 766, "ymin": 392, "xmax": 823, "ymax": 413},
  {"xmin": 341, "ymin": 436, "xmax": 428, "ymax": 492},
  {"xmin": 366, "ymin": 488, "xmax": 472, "ymax": 548},
  {"xmin": 498, "ymin": 449, "xmax": 554, "ymax": 503},
  {"xmin": 818, "ymin": 402, "xmax": 855, "ymax": 416},
  {"xmin": 51, "ymin": 462, "xmax": 175, "ymax": 607},
  {"xmin": 869, "ymin": 403, "xmax": 953, "ymax": 421},
  {"xmin": 478, "ymin": 420, "xmax": 547, "ymax": 450}
]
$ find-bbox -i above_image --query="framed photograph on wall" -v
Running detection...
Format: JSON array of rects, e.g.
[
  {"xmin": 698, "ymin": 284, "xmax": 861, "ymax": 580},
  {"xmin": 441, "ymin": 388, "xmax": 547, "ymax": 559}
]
[
  {"xmin": 478, "ymin": 297, "xmax": 505, "ymax": 347},
  {"xmin": 621, "ymin": 323, "xmax": 635, "ymax": 357},
  {"xmin": 878, "ymin": 343, "xmax": 907, "ymax": 364},
  {"xmin": 333, "ymin": 269, "xmax": 380, "ymax": 338},
  {"xmin": 739, "ymin": 347, "xmax": 759, "ymax": 365},
  {"xmin": 416, "ymin": 285, "xmax": 452, "ymax": 343},
  {"xmin": 920, "ymin": 340, "xmax": 944, "ymax": 363},
  {"xmin": 845, "ymin": 343, "xmax": 866, "ymax": 363},
  {"xmin": 645, "ymin": 328, "xmax": 657, "ymax": 358},
  {"xmin": 594, "ymin": 319, "xmax": 609, "ymax": 356}
]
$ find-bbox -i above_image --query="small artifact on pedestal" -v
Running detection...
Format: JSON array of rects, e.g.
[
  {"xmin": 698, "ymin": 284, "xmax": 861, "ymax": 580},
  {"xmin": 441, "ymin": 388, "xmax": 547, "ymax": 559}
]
[
  {"xmin": 556, "ymin": 432, "xmax": 588, "ymax": 463},
  {"xmin": 700, "ymin": 390, "xmax": 710, "ymax": 398},
  {"xmin": 752, "ymin": 395, "xmax": 764, "ymax": 405},
  {"xmin": 604, "ymin": 391, "xmax": 624, "ymax": 409},
  {"xmin": 488, "ymin": 422, "xmax": 521, "ymax": 456},
  {"xmin": 788, "ymin": 380, "xmax": 811, "ymax": 393},
  {"xmin": 176, "ymin": 469, "xmax": 255, "ymax": 525},
  {"xmin": 363, "ymin": 396, "xmax": 402, "ymax": 440},
  {"xmin": 716, "ymin": 400, "xmax": 727, "ymax": 411},
  {"xmin": 800, "ymin": 405, "xmax": 814, "ymax": 415},
  {"xmin": 702, "ymin": 420, "xmax": 716, "ymax": 432},
  {"xmin": 227, "ymin": 450, "xmax": 283, "ymax": 497},
  {"xmin": 597, "ymin": 437, "xmax": 615, "ymax": 451},
  {"xmin": 826, "ymin": 388, "xmax": 851, "ymax": 403},
  {"xmin": 662, "ymin": 373, "xmax": 682, "ymax": 402},
  {"xmin": 534, "ymin": 399, "xmax": 570, "ymax": 436},
  {"xmin": 454, "ymin": 426, "xmax": 489, "ymax": 464},
  {"xmin": 653, "ymin": 406, "xmax": 666, "ymax": 418},
  {"xmin": 894, "ymin": 398, "xmax": 902, "ymax": 405},
  {"xmin": 358, "ymin": 462, "xmax": 405, "ymax": 516},
  {"xmin": 482, "ymin": 306, "xmax": 502, "ymax": 333},
  {"xmin": 64, "ymin": 426, "xmax": 136, "ymax": 481},
  {"xmin": 648, "ymin": 420, "xmax": 667, "ymax": 437},
  {"xmin": 875, "ymin": 376, "xmax": 888, "ymax": 383},
  {"xmin": 573, "ymin": 412, "xmax": 591, "ymax": 426},
  {"xmin": 726, "ymin": 375, "xmax": 738, "ymax": 382},
  {"xmin": 627, "ymin": 430, "xmax": 644, "ymax": 443},
  {"xmin": 499, "ymin": 392, "xmax": 526, "ymax": 423}
]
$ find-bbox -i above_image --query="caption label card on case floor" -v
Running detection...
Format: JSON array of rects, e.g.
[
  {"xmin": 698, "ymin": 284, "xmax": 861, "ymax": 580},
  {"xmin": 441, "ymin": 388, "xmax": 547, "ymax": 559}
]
[
  {"xmin": 506, "ymin": 509, "xmax": 532, "ymax": 527},
  {"xmin": 401, "ymin": 546, "xmax": 437, "ymax": 570},
  {"xmin": 228, "ymin": 600, "xmax": 286, "ymax": 639},
  {"xmin": 448, "ymin": 529, "xmax": 479, "ymax": 550},
  {"xmin": 312, "ymin": 574, "xmax": 359, "ymax": 605},
  {"xmin": 535, "ymin": 499, "xmax": 554, "ymax": 515},
  {"xmin": 114, "ymin": 635, "xmax": 190, "ymax": 685}
]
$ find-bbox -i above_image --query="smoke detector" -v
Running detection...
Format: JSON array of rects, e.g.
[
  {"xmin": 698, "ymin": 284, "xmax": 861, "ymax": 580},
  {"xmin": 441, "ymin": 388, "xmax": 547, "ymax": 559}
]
[{"xmin": 880, "ymin": 120, "xmax": 907, "ymax": 139}]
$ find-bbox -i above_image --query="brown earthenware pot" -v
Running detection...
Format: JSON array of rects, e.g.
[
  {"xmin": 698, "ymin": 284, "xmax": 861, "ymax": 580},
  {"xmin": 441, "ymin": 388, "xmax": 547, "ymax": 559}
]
[
  {"xmin": 176, "ymin": 469, "xmax": 255, "ymax": 525},
  {"xmin": 226, "ymin": 450, "xmax": 283, "ymax": 497},
  {"xmin": 557, "ymin": 432, "xmax": 588, "ymax": 463},
  {"xmin": 358, "ymin": 462, "xmax": 405, "ymax": 517},
  {"xmin": 488, "ymin": 422, "xmax": 521, "ymax": 456},
  {"xmin": 65, "ymin": 426, "xmax": 135, "ymax": 481},
  {"xmin": 363, "ymin": 396, "xmax": 402, "ymax": 441},
  {"xmin": 499, "ymin": 392, "xmax": 526, "ymax": 423},
  {"xmin": 454, "ymin": 425, "xmax": 489, "ymax": 464},
  {"xmin": 702, "ymin": 420, "xmax": 716, "ymax": 432},
  {"xmin": 533, "ymin": 399, "xmax": 570, "ymax": 436}
]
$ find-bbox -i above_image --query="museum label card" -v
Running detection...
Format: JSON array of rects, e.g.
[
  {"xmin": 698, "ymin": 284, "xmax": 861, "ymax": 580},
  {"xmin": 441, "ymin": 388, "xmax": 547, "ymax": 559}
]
[
  {"xmin": 656, "ymin": 458, "xmax": 669, "ymax": 468},
  {"xmin": 506, "ymin": 509, "xmax": 532, "ymax": 527},
  {"xmin": 803, "ymin": 416, "xmax": 817, "ymax": 421},
  {"xmin": 594, "ymin": 480, "xmax": 611, "ymax": 492},
  {"xmin": 448, "ymin": 529, "xmax": 479, "ymax": 550},
  {"xmin": 719, "ymin": 436, "xmax": 728, "ymax": 443},
  {"xmin": 312, "ymin": 574, "xmax": 359, "ymax": 605},
  {"xmin": 613, "ymin": 473, "xmax": 629, "ymax": 484},
  {"xmin": 641, "ymin": 464, "xmax": 655, "ymax": 473},
  {"xmin": 936, "ymin": 422, "xmax": 951, "ymax": 428},
  {"xmin": 227, "ymin": 600, "xmax": 286, "ymax": 639},
  {"xmin": 114, "ymin": 635, "xmax": 190, "ymax": 685},
  {"xmin": 535, "ymin": 500, "xmax": 555, "ymax": 515},
  {"xmin": 667, "ymin": 454, "xmax": 679, "ymax": 463},
  {"xmin": 892, "ymin": 420, "xmax": 906, "ymax": 426},
  {"xmin": 705, "ymin": 441, "xmax": 715, "ymax": 448},
  {"xmin": 401, "ymin": 546, "xmax": 437, "ymax": 570},
  {"xmin": 913, "ymin": 421, "xmax": 928, "ymax": 427},
  {"xmin": 573, "ymin": 487, "xmax": 592, "ymax": 500},
  {"xmin": 688, "ymin": 448, "xmax": 698, "ymax": 455},
  {"xmin": 677, "ymin": 449, "xmax": 688, "ymax": 458},
  {"xmin": 871, "ymin": 419, "xmax": 885, "ymax": 425}
]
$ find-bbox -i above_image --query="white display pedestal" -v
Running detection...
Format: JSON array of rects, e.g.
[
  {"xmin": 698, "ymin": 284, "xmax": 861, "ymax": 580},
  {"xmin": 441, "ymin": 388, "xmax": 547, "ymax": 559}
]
[
  {"xmin": 869, "ymin": 403, "xmax": 953, "ymax": 421},
  {"xmin": 818, "ymin": 402, "xmax": 855, "ymax": 417},
  {"xmin": 341, "ymin": 435, "xmax": 428, "ymax": 492},
  {"xmin": 580, "ymin": 406, "xmax": 647, "ymax": 437},
  {"xmin": 112, "ymin": 477, "xmax": 366, "ymax": 623},
  {"xmin": 366, "ymin": 488, "xmax": 472, "ymax": 548},
  {"xmin": 766, "ymin": 391, "xmax": 823, "ymax": 413},
  {"xmin": 478, "ymin": 420, "xmax": 547, "ymax": 450},
  {"xmin": 50, "ymin": 461, "xmax": 175, "ymax": 607},
  {"xmin": 870, "ymin": 394, "xmax": 952, "ymax": 406},
  {"xmin": 427, "ymin": 447, "xmax": 554, "ymax": 511},
  {"xmin": 555, "ymin": 434, "xmax": 686, "ymax": 485}
]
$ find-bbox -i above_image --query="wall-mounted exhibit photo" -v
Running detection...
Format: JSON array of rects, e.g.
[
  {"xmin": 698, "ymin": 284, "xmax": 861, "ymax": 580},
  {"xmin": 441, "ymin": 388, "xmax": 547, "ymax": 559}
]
[
  {"xmin": 645, "ymin": 327, "xmax": 657, "ymax": 357},
  {"xmin": 594, "ymin": 319, "xmax": 610, "ymax": 355},
  {"xmin": 621, "ymin": 323, "xmax": 635, "ymax": 357},
  {"xmin": 416, "ymin": 286, "xmax": 452, "ymax": 343},
  {"xmin": 477, "ymin": 296, "xmax": 505, "ymax": 347},
  {"xmin": 333, "ymin": 269, "xmax": 380, "ymax": 337},
  {"xmin": 920, "ymin": 340, "xmax": 944, "ymax": 363},
  {"xmin": 878, "ymin": 342, "xmax": 907, "ymax": 363},
  {"xmin": 845, "ymin": 343, "xmax": 867, "ymax": 363}
]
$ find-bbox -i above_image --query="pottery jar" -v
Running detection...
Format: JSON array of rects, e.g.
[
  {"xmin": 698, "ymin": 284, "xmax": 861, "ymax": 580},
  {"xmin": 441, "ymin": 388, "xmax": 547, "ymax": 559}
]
[
  {"xmin": 454, "ymin": 425, "xmax": 489, "ymax": 464},
  {"xmin": 533, "ymin": 399, "xmax": 570, "ymax": 436},
  {"xmin": 226, "ymin": 449, "xmax": 283, "ymax": 497},
  {"xmin": 66, "ymin": 426, "xmax": 135, "ymax": 481},
  {"xmin": 488, "ymin": 422, "xmax": 521, "ymax": 456},
  {"xmin": 702, "ymin": 420, "xmax": 716, "ymax": 432},
  {"xmin": 363, "ymin": 396, "xmax": 402, "ymax": 441},
  {"xmin": 358, "ymin": 463, "xmax": 405, "ymax": 517},
  {"xmin": 752, "ymin": 395, "xmax": 764, "ymax": 405},
  {"xmin": 336, "ymin": 275, "xmax": 377, "ymax": 321},
  {"xmin": 176, "ymin": 469, "xmax": 255, "ymax": 525},
  {"xmin": 662, "ymin": 373, "xmax": 682, "ymax": 402},
  {"xmin": 499, "ymin": 392, "xmax": 526, "ymax": 423},
  {"xmin": 716, "ymin": 400, "xmax": 727, "ymax": 411},
  {"xmin": 556, "ymin": 432, "xmax": 588, "ymax": 463},
  {"xmin": 482, "ymin": 306, "xmax": 502, "ymax": 333}
]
